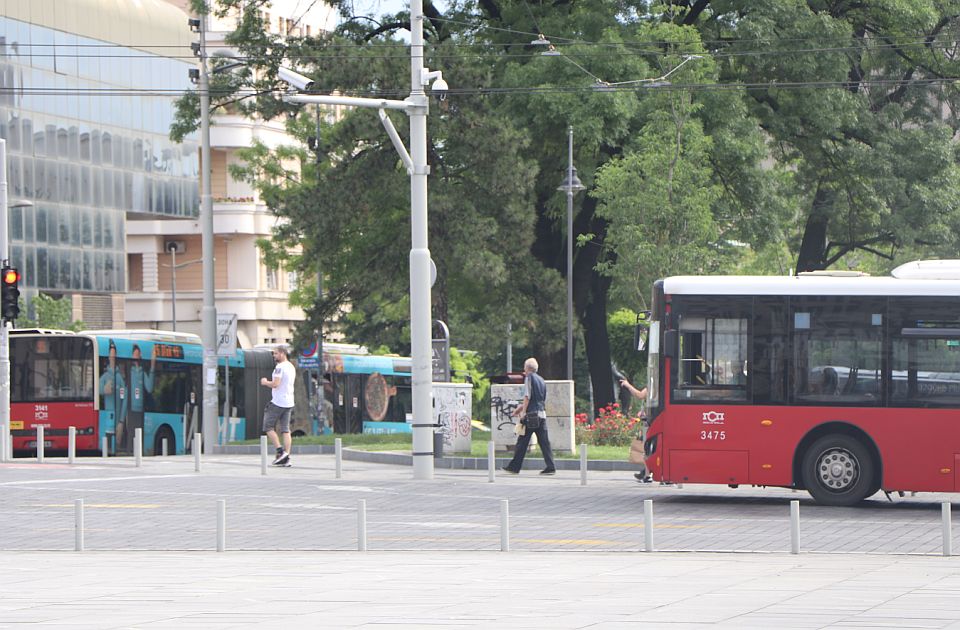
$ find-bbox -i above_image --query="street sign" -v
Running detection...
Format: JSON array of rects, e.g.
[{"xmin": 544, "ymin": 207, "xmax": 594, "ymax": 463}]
[
  {"xmin": 299, "ymin": 339, "xmax": 320, "ymax": 369},
  {"xmin": 216, "ymin": 313, "xmax": 238, "ymax": 357},
  {"xmin": 432, "ymin": 320, "xmax": 450, "ymax": 382}
]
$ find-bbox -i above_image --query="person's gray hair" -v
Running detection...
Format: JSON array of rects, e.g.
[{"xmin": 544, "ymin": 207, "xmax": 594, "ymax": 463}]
[
  {"xmin": 524, "ymin": 357, "xmax": 539, "ymax": 372},
  {"xmin": 275, "ymin": 345, "xmax": 290, "ymax": 357}
]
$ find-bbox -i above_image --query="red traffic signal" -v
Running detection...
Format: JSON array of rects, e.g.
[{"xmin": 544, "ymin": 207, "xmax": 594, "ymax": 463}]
[
  {"xmin": 2, "ymin": 268, "xmax": 19, "ymax": 285},
  {"xmin": 1, "ymin": 265, "xmax": 20, "ymax": 323}
]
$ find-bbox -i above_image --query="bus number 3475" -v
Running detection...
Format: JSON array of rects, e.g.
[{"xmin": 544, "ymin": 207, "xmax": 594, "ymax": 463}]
[{"xmin": 700, "ymin": 430, "xmax": 726, "ymax": 440}]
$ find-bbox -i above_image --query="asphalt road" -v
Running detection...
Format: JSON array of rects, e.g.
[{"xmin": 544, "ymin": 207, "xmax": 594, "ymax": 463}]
[{"xmin": 0, "ymin": 453, "xmax": 955, "ymax": 554}]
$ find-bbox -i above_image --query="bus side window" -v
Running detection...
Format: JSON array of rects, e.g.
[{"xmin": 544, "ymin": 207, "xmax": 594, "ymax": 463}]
[{"xmin": 674, "ymin": 310, "xmax": 748, "ymax": 402}]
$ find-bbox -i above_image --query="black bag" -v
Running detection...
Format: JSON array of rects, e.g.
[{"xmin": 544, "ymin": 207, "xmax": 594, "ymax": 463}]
[{"xmin": 524, "ymin": 412, "xmax": 543, "ymax": 430}]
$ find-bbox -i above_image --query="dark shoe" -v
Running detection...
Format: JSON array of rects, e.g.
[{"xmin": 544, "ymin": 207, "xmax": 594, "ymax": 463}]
[
  {"xmin": 633, "ymin": 472, "xmax": 646, "ymax": 481},
  {"xmin": 539, "ymin": 469, "xmax": 556, "ymax": 476},
  {"xmin": 500, "ymin": 466, "xmax": 518, "ymax": 475},
  {"xmin": 272, "ymin": 451, "xmax": 289, "ymax": 466}
]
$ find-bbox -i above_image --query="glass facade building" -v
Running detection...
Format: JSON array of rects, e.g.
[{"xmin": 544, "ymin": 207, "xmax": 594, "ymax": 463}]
[{"xmin": 0, "ymin": 14, "xmax": 199, "ymax": 295}]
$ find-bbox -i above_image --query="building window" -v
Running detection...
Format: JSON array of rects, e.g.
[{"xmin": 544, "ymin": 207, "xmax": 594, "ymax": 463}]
[
  {"xmin": 266, "ymin": 267, "xmax": 278, "ymax": 290},
  {"xmin": 287, "ymin": 270, "xmax": 298, "ymax": 290}
]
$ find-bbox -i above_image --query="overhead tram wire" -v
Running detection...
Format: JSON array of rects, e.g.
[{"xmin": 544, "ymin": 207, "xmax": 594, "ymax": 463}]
[
  {"xmin": 11, "ymin": 38, "xmax": 960, "ymax": 63},
  {"xmin": 5, "ymin": 76, "xmax": 956, "ymax": 99}
]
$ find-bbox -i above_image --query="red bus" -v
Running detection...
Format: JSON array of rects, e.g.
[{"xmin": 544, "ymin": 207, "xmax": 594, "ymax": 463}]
[{"xmin": 641, "ymin": 260, "xmax": 960, "ymax": 506}]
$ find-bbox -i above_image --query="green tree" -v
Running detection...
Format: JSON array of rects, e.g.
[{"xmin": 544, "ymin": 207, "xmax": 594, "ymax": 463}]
[
  {"xmin": 16, "ymin": 294, "xmax": 85, "ymax": 331},
  {"xmin": 681, "ymin": 0, "xmax": 960, "ymax": 272}
]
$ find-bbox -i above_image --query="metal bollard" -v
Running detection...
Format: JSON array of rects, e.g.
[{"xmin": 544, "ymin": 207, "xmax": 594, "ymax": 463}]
[
  {"xmin": 217, "ymin": 499, "xmax": 226, "ymax": 553},
  {"xmin": 68, "ymin": 427, "xmax": 76, "ymax": 464},
  {"xmin": 37, "ymin": 426, "xmax": 44, "ymax": 463},
  {"xmin": 75, "ymin": 499, "xmax": 84, "ymax": 552},
  {"xmin": 134, "ymin": 428, "xmax": 142, "ymax": 467},
  {"xmin": 943, "ymin": 502, "xmax": 952, "ymax": 557},
  {"xmin": 644, "ymin": 499, "xmax": 654, "ymax": 552},
  {"xmin": 0, "ymin": 423, "xmax": 7, "ymax": 463},
  {"xmin": 162, "ymin": 438, "xmax": 168, "ymax": 457},
  {"xmin": 790, "ymin": 500, "xmax": 800, "ymax": 554},
  {"xmin": 580, "ymin": 443, "xmax": 588, "ymax": 486},
  {"xmin": 488, "ymin": 440, "xmax": 495, "ymax": 483},
  {"xmin": 357, "ymin": 499, "xmax": 367, "ymax": 552},
  {"xmin": 500, "ymin": 499, "xmax": 510, "ymax": 552},
  {"xmin": 260, "ymin": 436, "xmax": 268, "ymax": 475},
  {"xmin": 102, "ymin": 436, "xmax": 109, "ymax": 459},
  {"xmin": 335, "ymin": 438, "xmax": 342, "ymax": 479},
  {"xmin": 194, "ymin": 433, "xmax": 201, "ymax": 472}
]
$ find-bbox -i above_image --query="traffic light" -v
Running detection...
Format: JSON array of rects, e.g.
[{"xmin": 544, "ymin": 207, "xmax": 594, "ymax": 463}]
[{"xmin": 1, "ymin": 266, "xmax": 20, "ymax": 323}]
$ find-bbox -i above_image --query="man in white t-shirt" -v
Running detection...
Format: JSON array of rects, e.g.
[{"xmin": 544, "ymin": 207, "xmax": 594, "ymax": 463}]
[{"xmin": 261, "ymin": 345, "xmax": 296, "ymax": 466}]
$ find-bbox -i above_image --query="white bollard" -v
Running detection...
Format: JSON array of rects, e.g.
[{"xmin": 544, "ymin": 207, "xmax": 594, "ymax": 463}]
[
  {"xmin": 36, "ymin": 426, "xmax": 44, "ymax": 463},
  {"xmin": 357, "ymin": 499, "xmax": 367, "ymax": 552},
  {"xmin": 943, "ymin": 502, "xmax": 952, "ymax": 557},
  {"xmin": 102, "ymin": 436, "xmax": 109, "ymax": 459},
  {"xmin": 500, "ymin": 499, "xmax": 510, "ymax": 552},
  {"xmin": 260, "ymin": 436, "xmax": 268, "ymax": 475},
  {"xmin": 488, "ymin": 440, "xmax": 495, "ymax": 483},
  {"xmin": 134, "ymin": 428, "xmax": 142, "ymax": 467},
  {"xmin": 0, "ymin": 423, "xmax": 7, "ymax": 463},
  {"xmin": 217, "ymin": 499, "xmax": 226, "ymax": 552},
  {"xmin": 790, "ymin": 500, "xmax": 800, "ymax": 554},
  {"xmin": 580, "ymin": 443, "xmax": 588, "ymax": 486},
  {"xmin": 644, "ymin": 499, "xmax": 654, "ymax": 552},
  {"xmin": 161, "ymin": 437, "xmax": 168, "ymax": 457},
  {"xmin": 335, "ymin": 438, "xmax": 342, "ymax": 479},
  {"xmin": 68, "ymin": 426, "xmax": 76, "ymax": 464},
  {"xmin": 75, "ymin": 499, "xmax": 84, "ymax": 552},
  {"xmin": 194, "ymin": 433, "xmax": 201, "ymax": 472}
]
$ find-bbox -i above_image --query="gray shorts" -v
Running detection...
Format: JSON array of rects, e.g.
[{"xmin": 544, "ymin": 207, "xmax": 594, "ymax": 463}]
[{"xmin": 263, "ymin": 402, "xmax": 293, "ymax": 434}]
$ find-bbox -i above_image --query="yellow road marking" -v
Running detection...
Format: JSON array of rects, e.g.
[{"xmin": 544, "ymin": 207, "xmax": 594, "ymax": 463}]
[
  {"xmin": 592, "ymin": 523, "xmax": 705, "ymax": 529},
  {"xmin": 29, "ymin": 503, "xmax": 162, "ymax": 509}
]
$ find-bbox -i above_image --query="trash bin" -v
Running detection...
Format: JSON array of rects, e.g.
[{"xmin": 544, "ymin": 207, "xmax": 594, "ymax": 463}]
[{"xmin": 433, "ymin": 431, "xmax": 444, "ymax": 458}]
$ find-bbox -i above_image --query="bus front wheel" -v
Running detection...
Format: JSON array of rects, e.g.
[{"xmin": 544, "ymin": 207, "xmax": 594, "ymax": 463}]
[
  {"xmin": 802, "ymin": 434, "xmax": 875, "ymax": 506},
  {"xmin": 154, "ymin": 427, "xmax": 176, "ymax": 457}
]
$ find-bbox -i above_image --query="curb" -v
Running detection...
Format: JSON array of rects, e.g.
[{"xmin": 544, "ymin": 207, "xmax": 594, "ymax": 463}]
[{"xmin": 211, "ymin": 444, "xmax": 640, "ymax": 472}]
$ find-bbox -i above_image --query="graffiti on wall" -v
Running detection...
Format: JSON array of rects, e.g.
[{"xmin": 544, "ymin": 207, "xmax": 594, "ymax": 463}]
[
  {"xmin": 434, "ymin": 384, "xmax": 472, "ymax": 453},
  {"xmin": 490, "ymin": 382, "xmax": 575, "ymax": 452}
]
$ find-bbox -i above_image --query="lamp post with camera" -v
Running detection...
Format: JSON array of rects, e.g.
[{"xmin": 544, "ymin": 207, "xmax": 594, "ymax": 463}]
[
  {"xmin": 187, "ymin": 10, "xmax": 220, "ymax": 453},
  {"xmin": 280, "ymin": 0, "xmax": 445, "ymax": 479}
]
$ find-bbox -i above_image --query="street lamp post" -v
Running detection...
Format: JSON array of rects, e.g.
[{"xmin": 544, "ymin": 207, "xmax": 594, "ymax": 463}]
[
  {"xmin": 0, "ymin": 138, "xmax": 34, "ymax": 453},
  {"xmin": 188, "ymin": 10, "xmax": 219, "ymax": 452},
  {"xmin": 281, "ymin": 0, "xmax": 444, "ymax": 479},
  {"xmin": 557, "ymin": 126, "xmax": 585, "ymax": 381}
]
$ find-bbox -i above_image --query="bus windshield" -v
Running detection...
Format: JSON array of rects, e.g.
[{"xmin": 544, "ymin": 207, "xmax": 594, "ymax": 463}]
[{"xmin": 11, "ymin": 336, "xmax": 95, "ymax": 403}]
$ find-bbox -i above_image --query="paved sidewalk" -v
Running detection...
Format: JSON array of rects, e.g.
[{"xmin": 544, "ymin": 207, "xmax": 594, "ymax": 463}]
[{"xmin": 3, "ymin": 550, "xmax": 960, "ymax": 628}]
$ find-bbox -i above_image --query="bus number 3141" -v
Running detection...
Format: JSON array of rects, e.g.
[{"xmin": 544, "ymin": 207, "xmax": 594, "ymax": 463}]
[{"xmin": 700, "ymin": 430, "xmax": 726, "ymax": 440}]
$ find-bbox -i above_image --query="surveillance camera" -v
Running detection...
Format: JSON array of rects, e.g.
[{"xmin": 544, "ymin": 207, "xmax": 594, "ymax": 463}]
[
  {"xmin": 278, "ymin": 66, "xmax": 315, "ymax": 92},
  {"xmin": 431, "ymin": 77, "xmax": 448, "ymax": 101}
]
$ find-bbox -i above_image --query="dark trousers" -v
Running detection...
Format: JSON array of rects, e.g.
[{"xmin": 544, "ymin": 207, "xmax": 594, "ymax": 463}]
[{"xmin": 505, "ymin": 424, "xmax": 556, "ymax": 472}]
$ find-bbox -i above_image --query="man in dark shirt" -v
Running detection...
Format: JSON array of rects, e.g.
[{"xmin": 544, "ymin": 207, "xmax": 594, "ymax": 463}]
[{"xmin": 501, "ymin": 357, "xmax": 556, "ymax": 476}]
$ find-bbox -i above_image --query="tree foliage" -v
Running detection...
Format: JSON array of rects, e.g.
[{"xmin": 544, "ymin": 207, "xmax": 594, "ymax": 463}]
[{"xmin": 172, "ymin": 0, "xmax": 960, "ymax": 417}]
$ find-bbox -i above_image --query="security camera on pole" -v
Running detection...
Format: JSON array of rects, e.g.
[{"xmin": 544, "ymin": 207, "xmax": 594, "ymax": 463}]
[{"xmin": 279, "ymin": 0, "xmax": 444, "ymax": 479}]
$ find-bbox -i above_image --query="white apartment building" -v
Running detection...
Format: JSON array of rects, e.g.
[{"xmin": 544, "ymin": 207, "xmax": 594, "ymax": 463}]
[{"xmin": 128, "ymin": 0, "xmax": 338, "ymax": 347}]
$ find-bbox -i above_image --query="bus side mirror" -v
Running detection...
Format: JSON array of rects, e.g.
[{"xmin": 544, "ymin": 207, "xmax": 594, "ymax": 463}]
[
  {"xmin": 633, "ymin": 325, "xmax": 648, "ymax": 351},
  {"xmin": 663, "ymin": 329, "xmax": 678, "ymax": 358}
]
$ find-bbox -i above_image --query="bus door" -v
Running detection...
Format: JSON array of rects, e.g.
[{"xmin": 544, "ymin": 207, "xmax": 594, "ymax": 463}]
[{"xmin": 332, "ymin": 373, "xmax": 363, "ymax": 433}]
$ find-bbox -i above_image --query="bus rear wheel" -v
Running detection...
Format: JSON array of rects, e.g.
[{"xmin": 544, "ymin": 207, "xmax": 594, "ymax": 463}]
[
  {"xmin": 802, "ymin": 434, "xmax": 875, "ymax": 506},
  {"xmin": 154, "ymin": 427, "xmax": 175, "ymax": 457}
]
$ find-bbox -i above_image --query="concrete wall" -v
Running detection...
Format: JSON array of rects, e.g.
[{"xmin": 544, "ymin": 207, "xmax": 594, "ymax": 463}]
[{"xmin": 490, "ymin": 381, "xmax": 575, "ymax": 452}]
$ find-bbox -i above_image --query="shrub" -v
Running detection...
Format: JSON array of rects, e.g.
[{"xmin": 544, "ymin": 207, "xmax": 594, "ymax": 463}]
[{"xmin": 574, "ymin": 403, "xmax": 642, "ymax": 447}]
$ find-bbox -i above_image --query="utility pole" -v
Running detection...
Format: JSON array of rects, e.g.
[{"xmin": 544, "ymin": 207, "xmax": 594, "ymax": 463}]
[
  {"xmin": 191, "ymin": 9, "xmax": 219, "ymax": 452},
  {"xmin": 0, "ymin": 139, "xmax": 9, "ymax": 436},
  {"xmin": 281, "ymin": 0, "xmax": 444, "ymax": 479}
]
